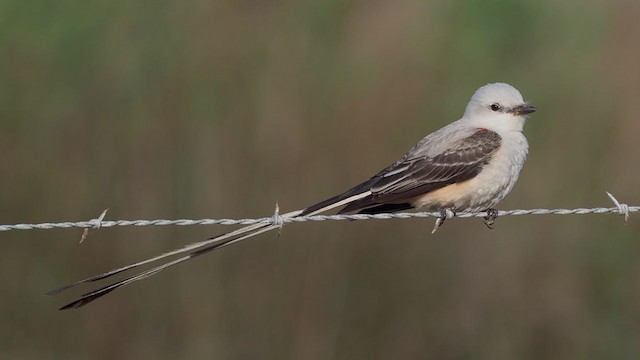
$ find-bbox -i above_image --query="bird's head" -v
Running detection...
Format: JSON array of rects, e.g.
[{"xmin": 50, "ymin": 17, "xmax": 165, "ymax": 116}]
[{"xmin": 463, "ymin": 83, "xmax": 536, "ymax": 132}]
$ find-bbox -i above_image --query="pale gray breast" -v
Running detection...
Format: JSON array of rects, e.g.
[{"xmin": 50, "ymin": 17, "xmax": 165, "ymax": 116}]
[{"xmin": 468, "ymin": 132, "xmax": 528, "ymax": 210}]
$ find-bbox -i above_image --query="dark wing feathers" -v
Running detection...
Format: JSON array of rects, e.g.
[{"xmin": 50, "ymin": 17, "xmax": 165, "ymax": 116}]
[{"xmin": 338, "ymin": 130, "xmax": 501, "ymax": 213}]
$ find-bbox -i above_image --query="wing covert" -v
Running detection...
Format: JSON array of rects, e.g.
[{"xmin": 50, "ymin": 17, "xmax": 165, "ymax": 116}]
[{"xmin": 339, "ymin": 129, "xmax": 502, "ymax": 213}]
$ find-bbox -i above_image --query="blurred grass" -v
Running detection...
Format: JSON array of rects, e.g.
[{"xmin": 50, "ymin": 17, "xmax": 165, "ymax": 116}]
[{"xmin": 1, "ymin": 0, "xmax": 639, "ymax": 359}]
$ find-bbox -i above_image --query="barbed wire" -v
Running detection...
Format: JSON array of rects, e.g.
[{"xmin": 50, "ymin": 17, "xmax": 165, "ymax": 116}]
[{"xmin": 0, "ymin": 192, "xmax": 635, "ymax": 235}]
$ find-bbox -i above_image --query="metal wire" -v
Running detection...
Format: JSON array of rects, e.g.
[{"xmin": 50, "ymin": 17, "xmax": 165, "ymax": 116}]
[{"xmin": 0, "ymin": 192, "xmax": 634, "ymax": 233}]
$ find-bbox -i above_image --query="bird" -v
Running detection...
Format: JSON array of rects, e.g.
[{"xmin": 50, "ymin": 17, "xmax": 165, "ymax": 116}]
[{"xmin": 48, "ymin": 82, "xmax": 536, "ymax": 309}]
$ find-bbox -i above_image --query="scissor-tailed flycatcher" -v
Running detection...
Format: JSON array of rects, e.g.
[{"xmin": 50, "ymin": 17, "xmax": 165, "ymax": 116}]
[{"xmin": 49, "ymin": 83, "xmax": 535, "ymax": 309}]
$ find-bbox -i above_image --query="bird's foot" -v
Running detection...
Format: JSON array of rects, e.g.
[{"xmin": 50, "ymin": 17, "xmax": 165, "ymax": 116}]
[
  {"xmin": 432, "ymin": 207, "xmax": 456, "ymax": 234},
  {"xmin": 483, "ymin": 208, "xmax": 499, "ymax": 229}
]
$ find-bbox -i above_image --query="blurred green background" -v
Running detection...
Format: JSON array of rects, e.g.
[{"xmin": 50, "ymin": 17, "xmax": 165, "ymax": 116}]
[{"xmin": 1, "ymin": 0, "xmax": 639, "ymax": 358}]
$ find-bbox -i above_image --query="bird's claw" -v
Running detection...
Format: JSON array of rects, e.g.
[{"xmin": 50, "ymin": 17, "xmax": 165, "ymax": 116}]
[
  {"xmin": 432, "ymin": 207, "xmax": 456, "ymax": 234},
  {"xmin": 483, "ymin": 208, "xmax": 499, "ymax": 229}
]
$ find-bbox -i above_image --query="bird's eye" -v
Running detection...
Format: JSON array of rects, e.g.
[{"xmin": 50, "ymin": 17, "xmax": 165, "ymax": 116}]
[{"xmin": 490, "ymin": 103, "xmax": 501, "ymax": 112}]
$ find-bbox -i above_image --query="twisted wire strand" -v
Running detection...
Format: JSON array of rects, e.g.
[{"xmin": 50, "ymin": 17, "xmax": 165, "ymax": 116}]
[{"xmin": 0, "ymin": 204, "xmax": 635, "ymax": 233}]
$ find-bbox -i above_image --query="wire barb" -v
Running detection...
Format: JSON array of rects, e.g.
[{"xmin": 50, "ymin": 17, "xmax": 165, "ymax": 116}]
[
  {"xmin": 605, "ymin": 191, "xmax": 630, "ymax": 224},
  {"xmin": 271, "ymin": 202, "xmax": 284, "ymax": 236},
  {"xmin": 80, "ymin": 208, "xmax": 109, "ymax": 243}
]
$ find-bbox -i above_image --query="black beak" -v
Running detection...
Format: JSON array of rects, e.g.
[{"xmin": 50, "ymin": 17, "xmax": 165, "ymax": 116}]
[{"xmin": 511, "ymin": 104, "xmax": 537, "ymax": 115}]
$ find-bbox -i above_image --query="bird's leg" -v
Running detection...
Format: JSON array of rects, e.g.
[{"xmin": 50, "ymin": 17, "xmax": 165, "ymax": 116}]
[
  {"xmin": 432, "ymin": 207, "xmax": 456, "ymax": 234},
  {"xmin": 483, "ymin": 208, "xmax": 499, "ymax": 229}
]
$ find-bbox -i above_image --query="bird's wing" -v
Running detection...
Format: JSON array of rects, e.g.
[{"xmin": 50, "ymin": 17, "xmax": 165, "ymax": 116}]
[{"xmin": 339, "ymin": 129, "xmax": 501, "ymax": 213}]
